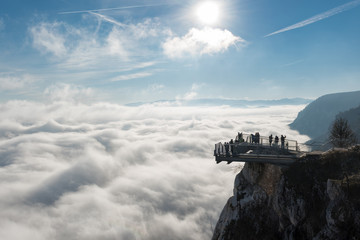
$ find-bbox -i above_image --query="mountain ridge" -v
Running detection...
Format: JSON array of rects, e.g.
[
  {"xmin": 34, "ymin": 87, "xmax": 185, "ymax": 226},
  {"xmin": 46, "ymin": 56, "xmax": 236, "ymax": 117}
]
[
  {"xmin": 126, "ymin": 97, "xmax": 312, "ymax": 107},
  {"xmin": 290, "ymin": 90, "xmax": 360, "ymax": 139}
]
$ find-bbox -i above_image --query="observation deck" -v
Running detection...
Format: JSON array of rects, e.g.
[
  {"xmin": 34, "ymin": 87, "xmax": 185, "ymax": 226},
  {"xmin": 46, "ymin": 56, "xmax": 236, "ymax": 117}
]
[{"xmin": 214, "ymin": 133, "xmax": 304, "ymax": 166}]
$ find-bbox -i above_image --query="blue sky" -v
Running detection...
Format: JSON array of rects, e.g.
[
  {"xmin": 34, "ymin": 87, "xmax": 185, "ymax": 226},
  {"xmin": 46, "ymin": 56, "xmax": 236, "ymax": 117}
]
[{"xmin": 1, "ymin": 0, "xmax": 360, "ymax": 103}]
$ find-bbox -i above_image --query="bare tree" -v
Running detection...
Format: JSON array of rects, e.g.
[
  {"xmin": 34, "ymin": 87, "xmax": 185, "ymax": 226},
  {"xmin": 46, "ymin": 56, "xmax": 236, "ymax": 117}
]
[{"xmin": 329, "ymin": 117, "xmax": 357, "ymax": 148}]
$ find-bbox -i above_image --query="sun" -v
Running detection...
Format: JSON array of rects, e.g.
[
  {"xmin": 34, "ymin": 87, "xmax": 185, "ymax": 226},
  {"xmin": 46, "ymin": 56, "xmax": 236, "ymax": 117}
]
[{"xmin": 196, "ymin": 1, "xmax": 220, "ymax": 25}]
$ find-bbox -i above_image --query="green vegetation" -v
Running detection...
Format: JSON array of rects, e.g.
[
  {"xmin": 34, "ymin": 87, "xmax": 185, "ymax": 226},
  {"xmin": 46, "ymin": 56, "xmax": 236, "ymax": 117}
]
[{"xmin": 329, "ymin": 117, "xmax": 357, "ymax": 148}]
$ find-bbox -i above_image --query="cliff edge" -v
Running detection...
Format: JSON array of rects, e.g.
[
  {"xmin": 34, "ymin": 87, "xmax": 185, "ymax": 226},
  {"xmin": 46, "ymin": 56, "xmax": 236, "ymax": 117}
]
[{"xmin": 212, "ymin": 147, "xmax": 360, "ymax": 240}]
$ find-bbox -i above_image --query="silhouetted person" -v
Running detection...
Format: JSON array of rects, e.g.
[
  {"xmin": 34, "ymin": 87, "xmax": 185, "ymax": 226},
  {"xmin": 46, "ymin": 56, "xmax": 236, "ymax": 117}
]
[
  {"xmin": 240, "ymin": 132, "xmax": 244, "ymax": 143},
  {"xmin": 230, "ymin": 139, "xmax": 233, "ymax": 144},
  {"xmin": 255, "ymin": 132, "xmax": 260, "ymax": 144},
  {"xmin": 275, "ymin": 136, "xmax": 279, "ymax": 147},
  {"xmin": 281, "ymin": 135, "xmax": 286, "ymax": 149},
  {"xmin": 237, "ymin": 132, "xmax": 244, "ymax": 143},
  {"xmin": 225, "ymin": 142, "xmax": 230, "ymax": 156},
  {"xmin": 269, "ymin": 134, "xmax": 273, "ymax": 146}
]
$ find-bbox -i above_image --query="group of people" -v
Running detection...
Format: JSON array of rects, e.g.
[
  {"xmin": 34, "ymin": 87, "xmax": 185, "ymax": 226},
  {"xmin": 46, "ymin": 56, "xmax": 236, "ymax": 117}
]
[
  {"xmin": 234, "ymin": 132, "xmax": 244, "ymax": 143},
  {"xmin": 250, "ymin": 132, "xmax": 261, "ymax": 144},
  {"xmin": 232, "ymin": 132, "xmax": 288, "ymax": 149},
  {"xmin": 268, "ymin": 134, "xmax": 287, "ymax": 149},
  {"xmin": 214, "ymin": 142, "xmax": 232, "ymax": 156},
  {"xmin": 215, "ymin": 132, "xmax": 290, "ymax": 156},
  {"xmin": 234, "ymin": 132, "xmax": 261, "ymax": 144}
]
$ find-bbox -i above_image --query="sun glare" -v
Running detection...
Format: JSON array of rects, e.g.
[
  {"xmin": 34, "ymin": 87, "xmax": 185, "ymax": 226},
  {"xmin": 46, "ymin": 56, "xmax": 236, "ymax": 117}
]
[{"xmin": 196, "ymin": 1, "xmax": 220, "ymax": 25}]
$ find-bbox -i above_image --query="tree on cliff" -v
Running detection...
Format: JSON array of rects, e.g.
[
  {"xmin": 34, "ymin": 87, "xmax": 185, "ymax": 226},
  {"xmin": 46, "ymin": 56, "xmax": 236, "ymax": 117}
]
[{"xmin": 329, "ymin": 117, "xmax": 357, "ymax": 148}]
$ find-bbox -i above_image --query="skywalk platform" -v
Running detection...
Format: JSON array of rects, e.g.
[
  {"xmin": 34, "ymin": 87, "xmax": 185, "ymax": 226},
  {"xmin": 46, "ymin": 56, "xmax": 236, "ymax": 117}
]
[{"xmin": 214, "ymin": 133, "xmax": 304, "ymax": 166}]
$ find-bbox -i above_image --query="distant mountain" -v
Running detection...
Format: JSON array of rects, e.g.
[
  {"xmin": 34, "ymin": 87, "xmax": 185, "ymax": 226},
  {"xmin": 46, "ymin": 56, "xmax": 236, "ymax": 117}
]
[
  {"xmin": 126, "ymin": 98, "xmax": 312, "ymax": 107},
  {"xmin": 299, "ymin": 104, "xmax": 360, "ymax": 151},
  {"xmin": 290, "ymin": 90, "xmax": 360, "ymax": 139}
]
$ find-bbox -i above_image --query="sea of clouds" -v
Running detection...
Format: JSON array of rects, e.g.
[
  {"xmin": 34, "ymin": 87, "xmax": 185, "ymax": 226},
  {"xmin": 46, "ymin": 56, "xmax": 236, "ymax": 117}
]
[{"xmin": 0, "ymin": 100, "xmax": 309, "ymax": 240}]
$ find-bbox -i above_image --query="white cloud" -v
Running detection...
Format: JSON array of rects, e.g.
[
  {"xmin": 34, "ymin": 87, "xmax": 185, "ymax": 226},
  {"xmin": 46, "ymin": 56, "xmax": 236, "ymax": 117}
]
[
  {"xmin": 30, "ymin": 22, "xmax": 68, "ymax": 57},
  {"xmin": 139, "ymin": 84, "xmax": 165, "ymax": 98},
  {"xmin": 44, "ymin": 83, "xmax": 95, "ymax": 103},
  {"xmin": 183, "ymin": 91, "xmax": 198, "ymax": 100},
  {"xmin": 177, "ymin": 83, "xmax": 204, "ymax": 101},
  {"xmin": 110, "ymin": 72, "xmax": 153, "ymax": 81},
  {"xmin": 0, "ymin": 100, "xmax": 309, "ymax": 240},
  {"xmin": 163, "ymin": 27, "xmax": 245, "ymax": 59},
  {"xmin": 91, "ymin": 12, "xmax": 168, "ymax": 40},
  {"xmin": 128, "ymin": 18, "xmax": 172, "ymax": 39},
  {"xmin": 148, "ymin": 83, "xmax": 165, "ymax": 91},
  {"xmin": 29, "ymin": 17, "xmax": 171, "ymax": 82},
  {"xmin": 0, "ymin": 73, "xmax": 36, "ymax": 90},
  {"xmin": 106, "ymin": 28, "xmax": 129, "ymax": 58},
  {"xmin": 28, "ymin": 17, "xmax": 243, "ymax": 87}
]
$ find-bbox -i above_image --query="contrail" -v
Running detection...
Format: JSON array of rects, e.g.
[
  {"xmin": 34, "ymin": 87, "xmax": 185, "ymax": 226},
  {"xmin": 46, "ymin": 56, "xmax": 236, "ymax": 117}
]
[
  {"xmin": 265, "ymin": 0, "xmax": 360, "ymax": 37},
  {"xmin": 89, "ymin": 12, "xmax": 126, "ymax": 28},
  {"xmin": 59, "ymin": 3, "xmax": 168, "ymax": 15}
]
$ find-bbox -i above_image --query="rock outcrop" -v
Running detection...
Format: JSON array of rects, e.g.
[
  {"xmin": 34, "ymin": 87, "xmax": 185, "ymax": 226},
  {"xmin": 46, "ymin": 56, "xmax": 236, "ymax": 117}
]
[{"xmin": 212, "ymin": 147, "xmax": 360, "ymax": 240}]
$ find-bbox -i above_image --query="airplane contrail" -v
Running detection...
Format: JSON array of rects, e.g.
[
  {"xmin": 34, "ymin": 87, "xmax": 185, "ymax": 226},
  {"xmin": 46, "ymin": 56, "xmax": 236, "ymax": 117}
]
[
  {"xmin": 265, "ymin": 0, "xmax": 360, "ymax": 37},
  {"xmin": 89, "ymin": 12, "xmax": 126, "ymax": 28},
  {"xmin": 59, "ymin": 3, "xmax": 168, "ymax": 15}
]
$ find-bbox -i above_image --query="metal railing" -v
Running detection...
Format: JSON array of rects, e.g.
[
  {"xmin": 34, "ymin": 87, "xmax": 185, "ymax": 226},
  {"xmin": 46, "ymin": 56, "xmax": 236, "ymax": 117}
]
[{"xmin": 214, "ymin": 133, "xmax": 299, "ymax": 156}]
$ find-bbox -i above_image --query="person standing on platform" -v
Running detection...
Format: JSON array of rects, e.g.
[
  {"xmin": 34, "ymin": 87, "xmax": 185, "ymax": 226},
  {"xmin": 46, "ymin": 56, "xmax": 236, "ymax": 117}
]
[
  {"xmin": 269, "ymin": 134, "xmax": 273, "ymax": 146},
  {"xmin": 281, "ymin": 135, "xmax": 286, "ymax": 149}
]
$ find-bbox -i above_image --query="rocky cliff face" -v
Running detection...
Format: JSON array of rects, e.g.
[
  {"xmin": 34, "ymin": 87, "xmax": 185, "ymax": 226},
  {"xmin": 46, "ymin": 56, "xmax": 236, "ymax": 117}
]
[{"xmin": 212, "ymin": 147, "xmax": 360, "ymax": 240}]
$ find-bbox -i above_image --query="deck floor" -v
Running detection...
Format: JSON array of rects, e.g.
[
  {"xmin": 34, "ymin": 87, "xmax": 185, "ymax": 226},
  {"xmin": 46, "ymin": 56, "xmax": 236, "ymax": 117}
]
[{"xmin": 215, "ymin": 153, "xmax": 303, "ymax": 166}]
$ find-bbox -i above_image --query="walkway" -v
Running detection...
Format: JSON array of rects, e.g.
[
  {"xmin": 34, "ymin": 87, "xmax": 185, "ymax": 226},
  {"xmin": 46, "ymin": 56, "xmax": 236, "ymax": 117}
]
[{"xmin": 214, "ymin": 133, "xmax": 303, "ymax": 166}]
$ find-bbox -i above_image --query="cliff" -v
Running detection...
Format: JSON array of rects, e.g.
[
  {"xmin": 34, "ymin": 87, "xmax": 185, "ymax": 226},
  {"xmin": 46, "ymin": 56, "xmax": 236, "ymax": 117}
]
[{"xmin": 212, "ymin": 147, "xmax": 360, "ymax": 240}]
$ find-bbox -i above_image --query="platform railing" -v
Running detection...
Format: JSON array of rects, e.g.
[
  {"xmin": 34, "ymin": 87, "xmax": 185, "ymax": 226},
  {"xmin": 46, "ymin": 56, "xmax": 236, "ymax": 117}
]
[{"xmin": 214, "ymin": 133, "xmax": 299, "ymax": 156}]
